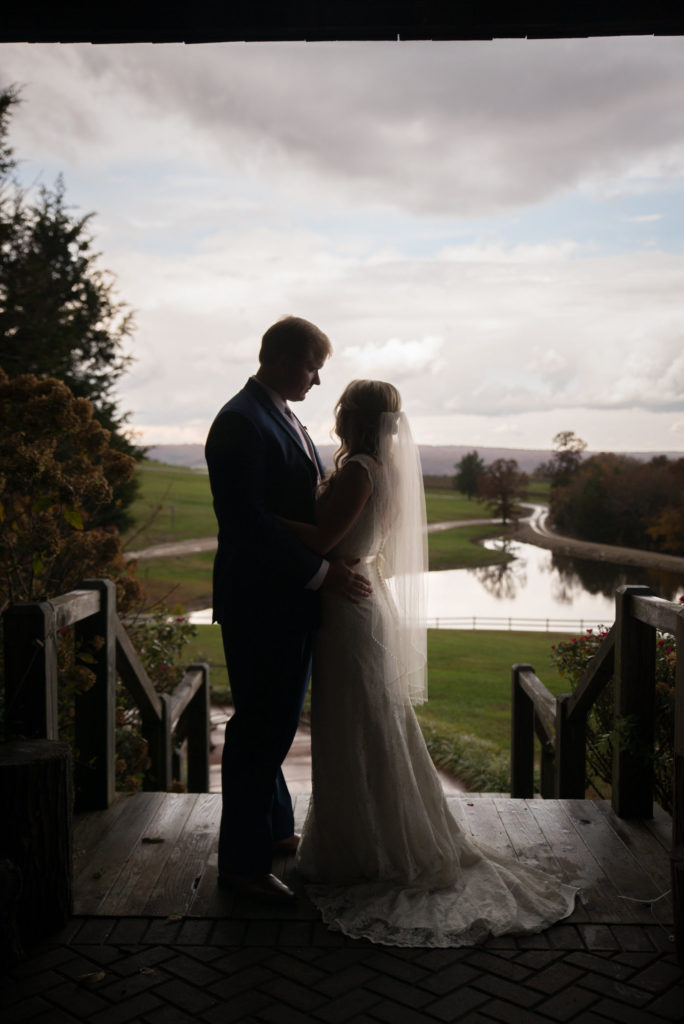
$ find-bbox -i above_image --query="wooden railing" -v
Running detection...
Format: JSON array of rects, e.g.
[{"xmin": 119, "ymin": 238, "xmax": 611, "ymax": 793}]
[
  {"xmin": 3, "ymin": 578, "xmax": 210, "ymax": 809},
  {"xmin": 511, "ymin": 584, "xmax": 683, "ymax": 961}
]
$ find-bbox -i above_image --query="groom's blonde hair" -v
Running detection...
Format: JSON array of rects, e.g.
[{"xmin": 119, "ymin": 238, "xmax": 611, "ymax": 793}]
[{"xmin": 259, "ymin": 316, "xmax": 332, "ymax": 365}]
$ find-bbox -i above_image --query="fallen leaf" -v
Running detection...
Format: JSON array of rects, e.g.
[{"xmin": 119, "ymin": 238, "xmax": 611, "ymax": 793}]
[
  {"xmin": 141, "ymin": 836, "xmax": 165, "ymax": 844},
  {"xmin": 78, "ymin": 971, "xmax": 106, "ymax": 987},
  {"xmin": 166, "ymin": 914, "xmax": 183, "ymax": 922}
]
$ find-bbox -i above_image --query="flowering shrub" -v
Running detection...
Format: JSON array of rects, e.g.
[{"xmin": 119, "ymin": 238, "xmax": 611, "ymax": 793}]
[
  {"xmin": 550, "ymin": 613, "xmax": 678, "ymax": 812},
  {"xmin": 114, "ymin": 611, "xmax": 198, "ymax": 791}
]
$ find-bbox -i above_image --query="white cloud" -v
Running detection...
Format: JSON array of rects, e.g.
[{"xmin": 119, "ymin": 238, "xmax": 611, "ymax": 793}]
[
  {"xmin": 3, "ymin": 37, "xmax": 684, "ymax": 452},
  {"xmin": 343, "ymin": 336, "xmax": 444, "ymax": 377}
]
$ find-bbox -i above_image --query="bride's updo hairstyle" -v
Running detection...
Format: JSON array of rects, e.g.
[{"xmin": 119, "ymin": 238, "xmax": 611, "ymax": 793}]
[{"xmin": 332, "ymin": 380, "xmax": 401, "ymax": 472}]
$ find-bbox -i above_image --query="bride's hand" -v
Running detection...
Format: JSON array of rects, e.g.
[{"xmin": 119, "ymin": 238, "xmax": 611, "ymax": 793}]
[{"xmin": 323, "ymin": 558, "xmax": 372, "ymax": 603}]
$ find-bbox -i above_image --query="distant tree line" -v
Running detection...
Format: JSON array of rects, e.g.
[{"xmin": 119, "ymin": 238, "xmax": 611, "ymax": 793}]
[
  {"xmin": 454, "ymin": 430, "xmax": 684, "ymax": 557},
  {"xmin": 549, "ymin": 447, "xmax": 684, "ymax": 556}
]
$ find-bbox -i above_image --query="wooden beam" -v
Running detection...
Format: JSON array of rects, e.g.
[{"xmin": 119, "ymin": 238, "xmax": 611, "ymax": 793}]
[
  {"xmin": 3, "ymin": 0, "xmax": 684, "ymax": 44},
  {"xmin": 74, "ymin": 580, "xmax": 117, "ymax": 810},
  {"xmin": 50, "ymin": 589, "xmax": 101, "ymax": 630},
  {"xmin": 567, "ymin": 625, "xmax": 615, "ymax": 720},
  {"xmin": 511, "ymin": 663, "xmax": 535, "ymax": 798},
  {"xmin": 115, "ymin": 618, "xmax": 163, "ymax": 721}
]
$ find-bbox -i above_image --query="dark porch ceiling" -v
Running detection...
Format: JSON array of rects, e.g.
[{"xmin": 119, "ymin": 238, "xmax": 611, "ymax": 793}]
[{"xmin": 3, "ymin": 1, "xmax": 684, "ymax": 45}]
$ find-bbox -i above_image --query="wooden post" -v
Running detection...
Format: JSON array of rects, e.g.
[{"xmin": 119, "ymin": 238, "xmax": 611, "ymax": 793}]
[
  {"xmin": 161, "ymin": 693, "xmax": 173, "ymax": 791},
  {"xmin": 613, "ymin": 585, "xmax": 655, "ymax": 819},
  {"xmin": 511, "ymin": 664, "xmax": 534, "ymax": 797},
  {"xmin": 147, "ymin": 692, "xmax": 173, "ymax": 791},
  {"xmin": 186, "ymin": 663, "xmax": 210, "ymax": 793},
  {"xmin": 74, "ymin": 579, "xmax": 116, "ymax": 810},
  {"xmin": 672, "ymin": 606, "xmax": 684, "ymax": 967},
  {"xmin": 3, "ymin": 602, "xmax": 58, "ymax": 740},
  {"xmin": 539, "ymin": 736, "xmax": 556, "ymax": 799},
  {"xmin": 555, "ymin": 694, "xmax": 586, "ymax": 798}
]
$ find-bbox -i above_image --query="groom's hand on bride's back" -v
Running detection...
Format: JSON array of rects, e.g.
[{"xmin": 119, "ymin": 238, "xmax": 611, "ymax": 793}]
[{"xmin": 323, "ymin": 559, "xmax": 372, "ymax": 603}]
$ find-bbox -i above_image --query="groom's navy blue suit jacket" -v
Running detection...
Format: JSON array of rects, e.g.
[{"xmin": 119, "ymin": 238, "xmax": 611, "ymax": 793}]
[{"xmin": 205, "ymin": 377, "xmax": 325, "ymax": 628}]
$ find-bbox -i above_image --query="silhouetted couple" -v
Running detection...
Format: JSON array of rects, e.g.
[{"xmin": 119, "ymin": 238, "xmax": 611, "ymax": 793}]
[{"xmin": 205, "ymin": 316, "xmax": 576, "ymax": 946}]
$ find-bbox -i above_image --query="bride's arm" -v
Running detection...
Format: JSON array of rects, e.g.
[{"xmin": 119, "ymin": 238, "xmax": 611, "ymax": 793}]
[{"xmin": 281, "ymin": 461, "xmax": 372, "ymax": 555}]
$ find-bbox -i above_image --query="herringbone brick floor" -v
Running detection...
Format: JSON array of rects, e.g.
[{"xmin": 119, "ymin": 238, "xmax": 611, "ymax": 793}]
[{"xmin": 1, "ymin": 917, "xmax": 681, "ymax": 1023}]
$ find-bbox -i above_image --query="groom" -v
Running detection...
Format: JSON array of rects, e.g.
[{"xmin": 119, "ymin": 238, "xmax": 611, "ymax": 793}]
[{"xmin": 205, "ymin": 316, "xmax": 370, "ymax": 903}]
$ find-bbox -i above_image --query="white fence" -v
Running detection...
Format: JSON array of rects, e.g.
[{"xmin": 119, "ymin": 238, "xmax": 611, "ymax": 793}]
[{"xmin": 427, "ymin": 615, "xmax": 600, "ymax": 633}]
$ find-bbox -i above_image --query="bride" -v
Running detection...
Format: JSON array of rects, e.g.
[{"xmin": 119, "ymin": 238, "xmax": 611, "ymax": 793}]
[{"xmin": 283, "ymin": 379, "xmax": 577, "ymax": 948}]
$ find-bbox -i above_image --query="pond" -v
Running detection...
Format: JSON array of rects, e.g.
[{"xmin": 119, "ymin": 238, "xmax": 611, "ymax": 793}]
[
  {"xmin": 427, "ymin": 538, "xmax": 684, "ymax": 631},
  {"xmin": 188, "ymin": 536, "xmax": 684, "ymax": 631}
]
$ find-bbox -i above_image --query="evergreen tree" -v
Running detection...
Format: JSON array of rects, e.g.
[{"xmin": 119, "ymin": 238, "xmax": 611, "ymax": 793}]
[
  {"xmin": 0, "ymin": 87, "xmax": 138, "ymax": 527},
  {"xmin": 454, "ymin": 450, "xmax": 485, "ymax": 499}
]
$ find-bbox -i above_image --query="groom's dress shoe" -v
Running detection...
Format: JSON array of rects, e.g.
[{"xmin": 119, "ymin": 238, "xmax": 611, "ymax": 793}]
[
  {"xmin": 273, "ymin": 833, "xmax": 300, "ymax": 855},
  {"xmin": 217, "ymin": 872, "xmax": 296, "ymax": 904}
]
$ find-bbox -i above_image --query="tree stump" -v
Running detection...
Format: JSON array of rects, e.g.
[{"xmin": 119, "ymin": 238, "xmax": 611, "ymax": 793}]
[{"xmin": 0, "ymin": 740, "xmax": 73, "ymax": 955}]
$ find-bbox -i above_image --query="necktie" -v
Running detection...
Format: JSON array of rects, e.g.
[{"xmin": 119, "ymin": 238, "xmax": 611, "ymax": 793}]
[{"xmin": 284, "ymin": 406, "xmax": 320, "ymax": 481}]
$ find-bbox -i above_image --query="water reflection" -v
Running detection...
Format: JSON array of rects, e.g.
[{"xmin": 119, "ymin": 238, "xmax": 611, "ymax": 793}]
[
  {"xmin": 548, "ymin": 550, "xmax": 683, "ymax": 602},
  {"xmin": 188, "ymin": 537, "xmax": 684, "ymax": 630},
  {"xmin": 473, "ymin": 539, "xmax": 528, "ymax": 600},
  {"xmin": 427, "ymin": 538, "xmax": 683, "ymax": 627}
]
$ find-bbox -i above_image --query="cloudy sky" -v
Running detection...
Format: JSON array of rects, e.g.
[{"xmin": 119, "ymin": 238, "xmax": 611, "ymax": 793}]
[{"xmin": 2, "ymin": 36, "xmax": 684, "ymax": 452}]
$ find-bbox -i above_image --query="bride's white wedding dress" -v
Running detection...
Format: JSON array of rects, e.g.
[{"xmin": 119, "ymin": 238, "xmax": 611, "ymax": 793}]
[{"xmin": 296, "ymin": 452, "xmax": 577, "ymax": 948}]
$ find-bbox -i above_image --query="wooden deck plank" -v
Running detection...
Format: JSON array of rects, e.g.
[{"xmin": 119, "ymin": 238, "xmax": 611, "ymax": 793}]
[
  {"xmin": 73, "ymin": 792, "xmax": 167, "ymax": 915},
  {"xmin": 524, "ymin": 798, "xmax": 616, "ymax": 922},
  {"xmin": 142, "ymin": 793, "xmax": 221, "ymax": 917},
  {"xmin": 73, "ymin": 793, "xmax": 140, "ymax": 879},
  {"xmin": 73, "ymin": 793, "xmax": 673, "ymax": 924},
  {"xmin": 448, "ymin": 795, "xmax": 517, "ymax": 858},
  {"xmin": 492, "ymin": 797, "xmax": 575, "ymax": 878},
  {"xmin": 561, "ymin": 799, "xmax": 672, "ymax": 924},
  {"xmin": 593, "ymin": 801, "xmax": 673, "ymax": 894},
  {"xmin": 95, "ymin": 794, "xmax": 200, "ymax": 916},
  {"xmin": 644, "ymin": 802, "xmax": 674, "ymax": 852}
]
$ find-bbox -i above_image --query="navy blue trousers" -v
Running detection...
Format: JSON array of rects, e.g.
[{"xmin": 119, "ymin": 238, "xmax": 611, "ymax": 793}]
[{"xmin": 218, "ymin": 616, "xmax": 312, "ymax": 875}]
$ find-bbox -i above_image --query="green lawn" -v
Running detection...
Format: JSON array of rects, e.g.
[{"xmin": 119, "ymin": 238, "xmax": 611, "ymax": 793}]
[
  {"xmin": 124, "ymin": 462, "xmax": 215, "ymax": 549},
  {"xmin": 186, "ymin": 624, "xmax": 569, "ymax": 757},
  {"xmin": 124, "ymin": 462, "xmax": 497, "ymax": 554},
  {"xmin": 134, "ymin": 551, "xmax": 215, "ymax": 611},
  {"xmin": 428, "ymin": 523, "xmax": 513, "ymax": 570},
  {"xmin": 424, "ymin": 490, "xmax": 490, "ymax": 524},
  {"xmin": 124, "ymin": 466, "xmax": 507, "ymax": 607},
  {"xmin": 417, "ymin": 629, "xmax": 568, "ymax": 750}
]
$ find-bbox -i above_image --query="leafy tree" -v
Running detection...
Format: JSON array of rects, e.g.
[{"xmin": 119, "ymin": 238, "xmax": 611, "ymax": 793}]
[
  {"xmin": 0, "ymin": 87, "xmax": 138, "ymax": 528},
  {"xmin": 538, "ymin": 430, "xmax": 587, "ymax": 486},
  {"xmin": 477, "ymin": 458, "xmax": 528, "ymax": 524},
  {"xmin": 647, "ymin": 504, "xmax": 684, "ymax": 555},
  {"xmin": 454, "ymin": 450, "xmax": 485, "ymax": 499},
  {"xmin": 0, "ymin": 369, "xmax": 142, "ymax": 612}
]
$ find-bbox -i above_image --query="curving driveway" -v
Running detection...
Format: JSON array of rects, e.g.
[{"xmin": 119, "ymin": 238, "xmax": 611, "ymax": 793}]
[{"xmin": 125, "ymin": 503, "xmax": 684, "ymax": 574}]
